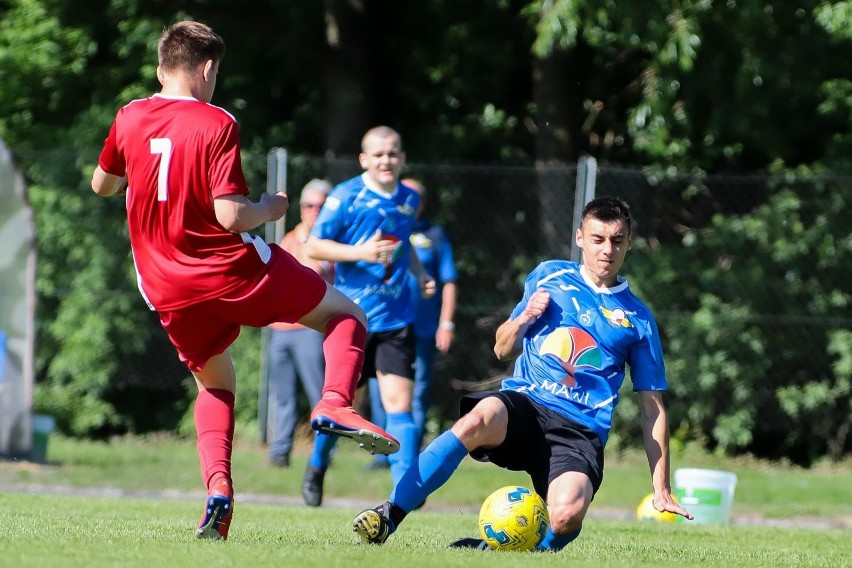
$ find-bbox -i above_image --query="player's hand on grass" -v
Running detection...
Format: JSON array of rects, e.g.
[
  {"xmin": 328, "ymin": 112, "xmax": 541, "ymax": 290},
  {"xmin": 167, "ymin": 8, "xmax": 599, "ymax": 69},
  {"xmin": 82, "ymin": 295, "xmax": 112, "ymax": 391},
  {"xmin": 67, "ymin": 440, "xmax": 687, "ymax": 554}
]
[{"xmin": 654, "ymin": 491, "xmax": 694, "ymax": 521}]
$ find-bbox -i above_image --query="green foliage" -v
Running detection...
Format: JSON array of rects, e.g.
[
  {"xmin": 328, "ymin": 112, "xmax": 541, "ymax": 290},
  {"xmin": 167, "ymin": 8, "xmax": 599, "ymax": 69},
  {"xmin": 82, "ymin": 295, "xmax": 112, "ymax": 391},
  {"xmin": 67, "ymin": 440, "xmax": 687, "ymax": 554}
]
[
  {"xmin": 777, "ymin": 328, "xmax": 852, "ymax": 459},
  {"xmin": 664, "ymin": 297, "xmax": 770, "ymax": 451},
  {"xmin": 814, "ymin": 0, "xmax": 852, "ymax": 40},
  {"xmin": 0, "ymin": 0, "xmax": 95, "ymax": 147},
  {"xmin": 0, "ymin": 0, "xmax": 849, "ymax": 464},
  {"xmin": 629, "ymin": 179, "xmax": 851, "ymax": 464},
  {"xmin": 525, "ymin": 1, "xmax": 852, "ymax": 171},
  {"xmin": 631, "ymin": 2, "xmax": 852, "ymax": 171},
  {"xmin": 232, "ymin": 327, "xmax": 263, "ymax": 429}
]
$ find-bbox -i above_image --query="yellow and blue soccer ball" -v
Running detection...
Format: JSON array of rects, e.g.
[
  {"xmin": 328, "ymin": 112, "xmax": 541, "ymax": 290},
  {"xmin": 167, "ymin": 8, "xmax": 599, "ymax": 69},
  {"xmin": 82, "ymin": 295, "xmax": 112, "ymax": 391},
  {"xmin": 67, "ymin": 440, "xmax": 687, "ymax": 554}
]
[{"xmin": 478, "ymin": 485, "xmax": 550, "ymax": 551}]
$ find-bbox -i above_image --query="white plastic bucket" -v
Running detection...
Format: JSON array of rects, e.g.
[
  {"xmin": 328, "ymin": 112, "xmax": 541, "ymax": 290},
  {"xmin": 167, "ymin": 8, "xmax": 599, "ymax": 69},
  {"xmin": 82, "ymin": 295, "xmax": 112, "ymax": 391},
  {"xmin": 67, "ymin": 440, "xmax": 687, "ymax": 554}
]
[{"xmin": 673, "ymin": 468, "xmax": 737, "ymax": 525}]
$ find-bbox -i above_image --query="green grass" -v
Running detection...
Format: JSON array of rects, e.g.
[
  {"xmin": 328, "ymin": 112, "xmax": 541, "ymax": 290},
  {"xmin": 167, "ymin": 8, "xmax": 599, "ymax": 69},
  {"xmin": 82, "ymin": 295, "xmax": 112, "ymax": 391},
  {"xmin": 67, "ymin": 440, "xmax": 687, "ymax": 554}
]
[
  {"xmin": 1, "ymin": 431, "xmax": 850, "ymax": 566},
  {"xmin": 0, "ymin": 493, "xmax": 848, "ymax": 568},
  {"xmin": 3, "ymin": 430, "xmax": 851, "ymax": 520}
]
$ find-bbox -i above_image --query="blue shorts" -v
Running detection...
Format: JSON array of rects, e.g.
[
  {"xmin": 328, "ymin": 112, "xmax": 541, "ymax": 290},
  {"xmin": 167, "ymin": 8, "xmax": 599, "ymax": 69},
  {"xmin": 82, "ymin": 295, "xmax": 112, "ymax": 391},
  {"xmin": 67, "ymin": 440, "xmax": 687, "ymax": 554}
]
[{"xmin": 460, "ymin": 390, "xmax": 604, "ymax": 500}]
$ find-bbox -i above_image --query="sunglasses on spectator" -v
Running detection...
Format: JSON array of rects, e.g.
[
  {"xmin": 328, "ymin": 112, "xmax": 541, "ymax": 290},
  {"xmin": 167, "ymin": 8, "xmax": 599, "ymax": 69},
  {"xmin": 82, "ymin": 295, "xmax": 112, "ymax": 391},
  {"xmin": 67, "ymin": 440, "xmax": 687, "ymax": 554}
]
[{"xmin": 301, "ymin": 202, "xmax": 324, "ymax": 209}]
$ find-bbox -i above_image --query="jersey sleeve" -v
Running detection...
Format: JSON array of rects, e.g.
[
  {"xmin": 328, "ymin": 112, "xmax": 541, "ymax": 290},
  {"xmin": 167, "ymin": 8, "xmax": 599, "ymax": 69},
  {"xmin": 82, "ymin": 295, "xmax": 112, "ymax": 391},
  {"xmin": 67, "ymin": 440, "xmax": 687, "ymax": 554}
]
[
  {"xmin": 311, "ymin": 187, "xmax": 348, "ymax": 241},
  {"xmin": 436, "ymin": 228, "xmax": 458, "ymax": 283},
  {"xmin": 208, "ymin": 121, "xmax": 249, "ymax": 198},
  {"xmin": 97, "ymin": 119, "xmax": 126, "ymax": 177},
  {"xmin": 509, "ymin": 263, "xmax": 545, "ymax": 320},
  {"xmin": 628, "ymin": 314, "xmax": 668, "ymax": 391}
]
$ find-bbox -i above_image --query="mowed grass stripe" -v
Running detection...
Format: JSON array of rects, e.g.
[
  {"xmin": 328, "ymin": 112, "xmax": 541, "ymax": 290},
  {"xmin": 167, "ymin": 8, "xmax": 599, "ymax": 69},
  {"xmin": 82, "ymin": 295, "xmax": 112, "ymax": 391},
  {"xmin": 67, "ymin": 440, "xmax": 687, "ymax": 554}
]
[{"xmin": 0, "ymin": 492, "xmax": 849, "ymax": 568}]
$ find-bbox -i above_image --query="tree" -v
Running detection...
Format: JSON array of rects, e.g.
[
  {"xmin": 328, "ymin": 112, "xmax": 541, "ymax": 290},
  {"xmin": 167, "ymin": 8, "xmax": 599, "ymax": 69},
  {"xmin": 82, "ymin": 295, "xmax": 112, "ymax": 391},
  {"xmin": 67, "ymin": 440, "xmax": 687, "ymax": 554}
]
[
  {"xmin": 525, "ymin": 1, "xmax": 852, "ymax": 172},
  {"xmin": 1, "ymin": 1, "xmax": 849, "ymax": 462},
  {"xmin": 620, "ymin": 175, "xmax": 851, "ymax": 464}
]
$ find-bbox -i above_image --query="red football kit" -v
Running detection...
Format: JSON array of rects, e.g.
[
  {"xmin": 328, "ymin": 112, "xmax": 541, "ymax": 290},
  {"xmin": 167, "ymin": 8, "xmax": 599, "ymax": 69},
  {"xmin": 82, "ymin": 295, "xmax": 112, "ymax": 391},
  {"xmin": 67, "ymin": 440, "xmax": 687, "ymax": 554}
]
[
  {"xmin": 96, "ymin": 27, "xmax": 395, "ymax": 540},
  {"xmin": 98, "ymin": 94, "xmax": 325, "ymax": 370},
  {"xmin": 98, "ymin": 94, "xmax": 271, "ymax": 311}
]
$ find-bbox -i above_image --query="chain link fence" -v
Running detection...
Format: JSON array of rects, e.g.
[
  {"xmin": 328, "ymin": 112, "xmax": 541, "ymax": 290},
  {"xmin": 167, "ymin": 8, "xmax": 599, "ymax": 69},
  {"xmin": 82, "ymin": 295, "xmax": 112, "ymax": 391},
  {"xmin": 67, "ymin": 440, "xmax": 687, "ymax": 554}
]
[
  {"xmin": 267, "ymin": 152, "xmax": 851, "ymax": 463},
  {"xmin": 21, "ymin": 147, "xmax": 852, "ymax": 462}
]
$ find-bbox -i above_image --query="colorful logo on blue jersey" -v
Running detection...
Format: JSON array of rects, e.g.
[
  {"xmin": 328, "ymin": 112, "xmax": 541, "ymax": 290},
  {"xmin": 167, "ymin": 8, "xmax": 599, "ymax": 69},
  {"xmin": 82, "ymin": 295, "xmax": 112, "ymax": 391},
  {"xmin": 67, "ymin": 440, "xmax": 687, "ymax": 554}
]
[
  {"xmin": 538, "ymin": 327, "xmax": 602, "ymax": 387},
  {"xmin": 410, "ymin": 232, "xmax": 431, "ymax": 249},
  {"xmin": 397, "ymin": 203, "xmax": 416, "ymax": 216},
  {"xmin": 599, "ymin": 307, "xmax": 634, "ymax": 328},
  {"xmin": 380, "ymin": 233, "xmax": 403, "ymax": 282}
]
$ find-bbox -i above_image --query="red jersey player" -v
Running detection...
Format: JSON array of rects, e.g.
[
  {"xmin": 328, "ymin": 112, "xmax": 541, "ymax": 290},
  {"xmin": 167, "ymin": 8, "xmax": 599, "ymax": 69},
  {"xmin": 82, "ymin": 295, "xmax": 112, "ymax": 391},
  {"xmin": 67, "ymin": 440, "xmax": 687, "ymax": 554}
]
[{"xmin": 91, "ymin": 20, "xmax": 398, "ymax": 541}]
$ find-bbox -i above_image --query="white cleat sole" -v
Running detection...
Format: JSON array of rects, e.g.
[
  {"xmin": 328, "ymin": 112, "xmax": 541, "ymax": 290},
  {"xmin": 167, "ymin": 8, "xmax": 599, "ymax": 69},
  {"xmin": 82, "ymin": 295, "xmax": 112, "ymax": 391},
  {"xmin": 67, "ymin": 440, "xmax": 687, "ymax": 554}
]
[{"xmin": 312, "ymin": 420, "xmax": 400, "ymax": 455}]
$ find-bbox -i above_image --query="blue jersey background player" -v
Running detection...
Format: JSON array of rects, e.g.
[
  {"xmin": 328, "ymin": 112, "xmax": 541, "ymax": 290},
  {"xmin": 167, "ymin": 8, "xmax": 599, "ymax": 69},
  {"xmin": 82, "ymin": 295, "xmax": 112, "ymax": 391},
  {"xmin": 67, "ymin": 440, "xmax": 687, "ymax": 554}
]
[
  {"xmin": 302, "ymin": 126, "xmax": 435, "ymax": 507},
  {"xmin": 369, "ymin": 178, "xmax": 458, "ymax": 468},
  {"xmin": 311, "ymin": 176, "xmax": 419, "ymax": 330},
  {"xmin": 353, "ymin": 196, "xmax": 693, "ymax": 550}
]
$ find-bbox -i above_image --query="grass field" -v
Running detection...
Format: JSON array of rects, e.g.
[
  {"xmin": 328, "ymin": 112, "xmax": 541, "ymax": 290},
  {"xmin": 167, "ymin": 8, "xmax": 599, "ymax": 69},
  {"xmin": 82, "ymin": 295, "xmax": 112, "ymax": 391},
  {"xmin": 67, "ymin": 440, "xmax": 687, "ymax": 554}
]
[{"xmin": 1, "ymin": 429, "xmax": 850, "ymax": 567}]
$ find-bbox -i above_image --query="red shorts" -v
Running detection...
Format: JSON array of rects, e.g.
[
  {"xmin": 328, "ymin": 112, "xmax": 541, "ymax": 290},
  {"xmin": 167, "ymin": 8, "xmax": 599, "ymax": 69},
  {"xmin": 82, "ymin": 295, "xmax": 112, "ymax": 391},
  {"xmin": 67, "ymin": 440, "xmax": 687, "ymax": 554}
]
[{"xmin": 159, "ymin": 245, "xmax": 326, "ymax": 372}]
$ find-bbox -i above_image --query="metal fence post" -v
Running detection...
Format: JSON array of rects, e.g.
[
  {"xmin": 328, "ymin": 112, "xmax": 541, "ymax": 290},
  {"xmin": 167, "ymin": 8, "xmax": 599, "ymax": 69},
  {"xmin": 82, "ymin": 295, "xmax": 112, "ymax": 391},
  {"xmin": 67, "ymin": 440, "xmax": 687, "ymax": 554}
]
[
  {"xmin": 258, "ymin": 148, "xmax": 288, "ymax": 444},
  {"xmin": 570, "ymin": 155, "xmax": 597, "ymax": 262}
]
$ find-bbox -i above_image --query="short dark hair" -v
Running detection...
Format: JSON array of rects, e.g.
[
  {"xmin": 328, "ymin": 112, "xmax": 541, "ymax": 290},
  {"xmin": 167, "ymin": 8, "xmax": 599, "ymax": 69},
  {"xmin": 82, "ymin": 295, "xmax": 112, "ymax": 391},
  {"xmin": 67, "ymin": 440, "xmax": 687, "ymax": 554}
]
[
  {"xmin": 581, "ymin": 196, "xmax": 633, "ymax": 234},
  {"xmin": 158, "ymin": 21, "xmax": 225, "ymax": 74},
  {"xmin": 361, "ymin": 126, "xmax": 403, "ymax": 152}
]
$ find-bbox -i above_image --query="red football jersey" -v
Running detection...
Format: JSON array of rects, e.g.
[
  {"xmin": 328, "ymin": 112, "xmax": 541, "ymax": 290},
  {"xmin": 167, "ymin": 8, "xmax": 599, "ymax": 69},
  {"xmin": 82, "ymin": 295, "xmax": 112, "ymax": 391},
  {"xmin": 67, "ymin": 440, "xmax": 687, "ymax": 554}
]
[{"xmin": 98, "ymin": 94, "xmax": 271, "ymax": 311}]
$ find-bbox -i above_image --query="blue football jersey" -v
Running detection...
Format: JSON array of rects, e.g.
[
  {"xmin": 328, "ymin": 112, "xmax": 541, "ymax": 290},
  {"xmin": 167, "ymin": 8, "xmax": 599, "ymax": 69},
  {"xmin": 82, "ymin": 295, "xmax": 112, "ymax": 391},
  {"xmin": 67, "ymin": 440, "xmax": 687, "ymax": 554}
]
[
  {"xmin": 503, "ymin": 260, "xmax": 667, "ymax": 446},
  {"xmin": 311, "ymin": 174, "xmax": 420, "ymax": 332},
  {"xmin": 408, "ymin": 219, "xmax": 457, "ymax": 338}
]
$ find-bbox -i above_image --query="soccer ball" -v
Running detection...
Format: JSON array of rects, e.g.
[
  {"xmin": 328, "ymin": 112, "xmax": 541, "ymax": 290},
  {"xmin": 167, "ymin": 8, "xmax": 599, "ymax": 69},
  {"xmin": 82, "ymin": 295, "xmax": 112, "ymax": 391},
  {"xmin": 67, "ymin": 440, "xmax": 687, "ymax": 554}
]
[
  {"xmin": 478, "ymin": 485, "xmax": 549, "ymax": 551},
  {"xmin": 636, "ymin": 493, "xmax": 679, "ymax": 522}
]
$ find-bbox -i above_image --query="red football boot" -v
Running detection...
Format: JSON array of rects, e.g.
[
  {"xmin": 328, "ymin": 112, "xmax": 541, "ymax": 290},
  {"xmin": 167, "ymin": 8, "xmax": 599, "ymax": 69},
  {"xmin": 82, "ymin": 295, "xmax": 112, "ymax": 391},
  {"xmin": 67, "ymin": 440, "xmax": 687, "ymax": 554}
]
[{"xmin": 310, "ymin": 400, "xmax": 399, "ymax": 455}]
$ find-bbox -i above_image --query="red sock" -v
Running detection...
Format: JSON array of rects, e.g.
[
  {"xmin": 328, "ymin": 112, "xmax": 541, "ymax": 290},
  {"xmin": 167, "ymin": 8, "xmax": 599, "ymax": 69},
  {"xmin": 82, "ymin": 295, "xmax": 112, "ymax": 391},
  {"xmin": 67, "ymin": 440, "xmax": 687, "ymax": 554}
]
[
  {"xmin": 194, "ymin": 388, "xmax": 235, "ymax": 495},
  {"xmin": 322, "ymin": 314, "xmax": 366, "ymax": 407}
]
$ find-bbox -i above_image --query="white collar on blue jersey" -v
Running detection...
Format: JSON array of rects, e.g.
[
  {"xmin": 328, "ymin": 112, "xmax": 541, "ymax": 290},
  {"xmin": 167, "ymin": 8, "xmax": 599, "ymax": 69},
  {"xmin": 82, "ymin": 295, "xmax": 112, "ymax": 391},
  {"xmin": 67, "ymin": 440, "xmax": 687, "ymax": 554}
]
[
  {"xmin": 579, "ymin": 265, "xmax": 628, "ymax": 294},
  {"xmin": 360, "ymin": 173, "xmax": 397, "ymax": 199}
]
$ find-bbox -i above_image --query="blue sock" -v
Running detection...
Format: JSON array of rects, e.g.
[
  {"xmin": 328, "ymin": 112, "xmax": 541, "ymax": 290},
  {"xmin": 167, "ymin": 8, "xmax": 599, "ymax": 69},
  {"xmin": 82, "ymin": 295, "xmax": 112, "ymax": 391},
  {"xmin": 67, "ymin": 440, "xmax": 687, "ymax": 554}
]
[
  {"xmin": 390, "ymin": 430, "xmax": 468, "ymax": 513},
  {"xmin": 309, "ymin": 432, "xmax": 338, "ymax": 470},
  {"xmin": 536, "ymin": 526, "xmax": 581, "ymax": 551},
  {"xmin": 385, "ymin": 412, "xmax": 418, "ymax": 486}
]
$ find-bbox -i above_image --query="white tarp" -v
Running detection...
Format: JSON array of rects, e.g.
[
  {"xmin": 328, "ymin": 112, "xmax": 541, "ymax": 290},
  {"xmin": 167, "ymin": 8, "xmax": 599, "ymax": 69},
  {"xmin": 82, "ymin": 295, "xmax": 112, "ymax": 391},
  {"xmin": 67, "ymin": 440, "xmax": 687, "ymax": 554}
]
[{"xmin": 0, "ymin": 139, "xmax": 35, "ymax": 455}]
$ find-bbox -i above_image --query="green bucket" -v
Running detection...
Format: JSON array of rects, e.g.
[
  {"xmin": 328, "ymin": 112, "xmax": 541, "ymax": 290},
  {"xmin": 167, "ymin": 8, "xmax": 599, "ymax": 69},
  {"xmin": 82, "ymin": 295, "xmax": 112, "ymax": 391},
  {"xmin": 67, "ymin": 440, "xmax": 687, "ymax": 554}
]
[{"xmin": 31, "ymin": 414, "xmax": 56, "ymax": 463}]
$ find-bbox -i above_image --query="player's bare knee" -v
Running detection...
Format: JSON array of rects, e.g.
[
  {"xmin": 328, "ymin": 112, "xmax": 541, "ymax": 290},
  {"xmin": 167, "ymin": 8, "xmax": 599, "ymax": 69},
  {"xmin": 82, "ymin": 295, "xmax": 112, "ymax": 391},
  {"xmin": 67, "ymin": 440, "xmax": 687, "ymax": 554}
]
[
  {"xmin": 349, "ymin": 305, "xmax": 367, "ymax": 327},
  {"xmin": 450, "ymin": 411, "xmax": 490, "ymax": 447},
  {"xmin": 381, "ymin": 392, "xmax": 410, "ymax": 413},
  {"xmin": 336, "ymin": 303, "xmax": 366, "ymax": 327},
  {"xmin": 548, "ymin": 504, "xmax": 584, "ymax": 534}
]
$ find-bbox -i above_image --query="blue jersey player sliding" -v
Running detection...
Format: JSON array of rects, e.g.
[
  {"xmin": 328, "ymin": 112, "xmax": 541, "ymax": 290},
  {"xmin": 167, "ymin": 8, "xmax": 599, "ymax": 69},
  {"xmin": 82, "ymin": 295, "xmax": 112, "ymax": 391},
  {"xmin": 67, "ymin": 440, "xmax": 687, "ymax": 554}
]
[{"xmin": 353, "ymin": 196, "xmax": 693, "ymax": 551}]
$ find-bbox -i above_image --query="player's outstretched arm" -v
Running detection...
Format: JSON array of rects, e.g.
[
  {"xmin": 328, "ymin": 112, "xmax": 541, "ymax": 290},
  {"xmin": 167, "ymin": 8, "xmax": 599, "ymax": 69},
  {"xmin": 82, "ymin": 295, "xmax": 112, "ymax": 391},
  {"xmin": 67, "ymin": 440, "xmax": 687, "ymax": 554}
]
[
  {"xmin": 638, "ymin": 390, "xmax": 694, "ymax": 520},
  {"xmin": 214, "ymin": 192, "xmax": 288, "ymax": 233}
]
